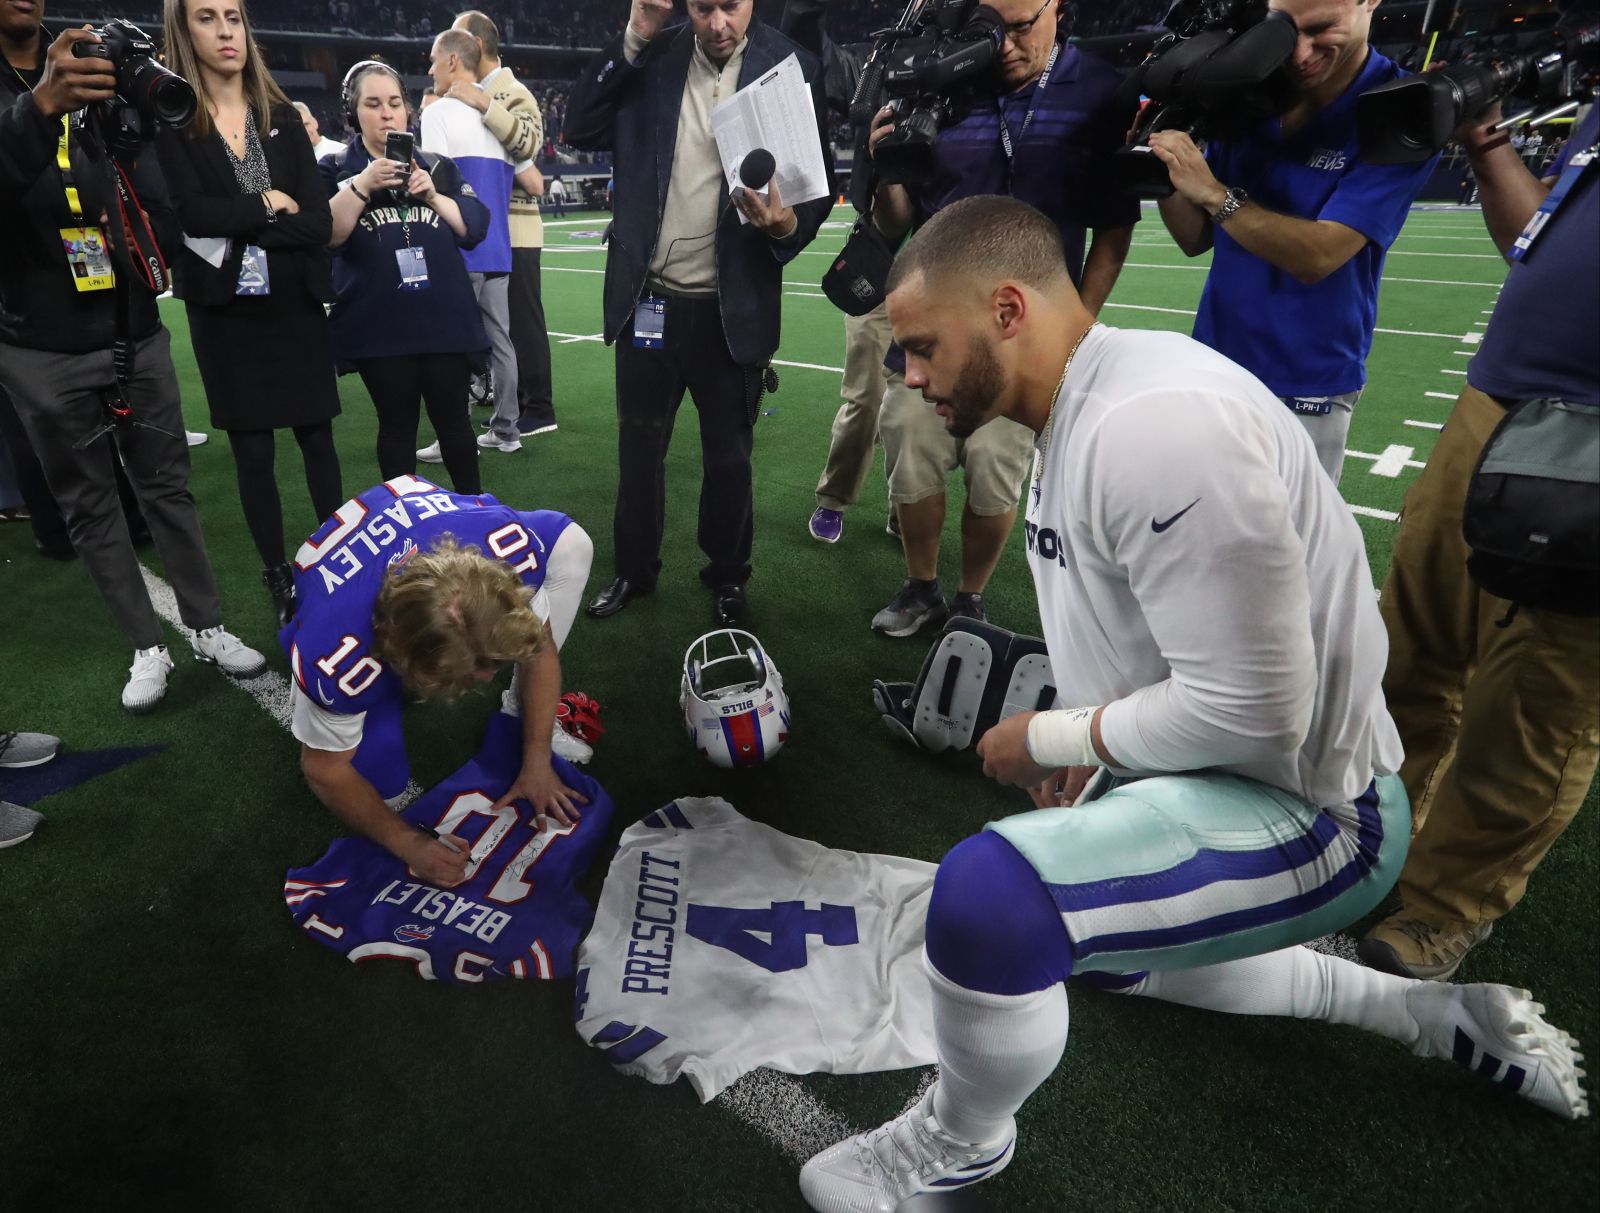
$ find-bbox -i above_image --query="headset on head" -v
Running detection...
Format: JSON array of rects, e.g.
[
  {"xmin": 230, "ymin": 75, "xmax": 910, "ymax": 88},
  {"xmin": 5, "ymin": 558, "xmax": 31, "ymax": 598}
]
[{"xmin": 341, "ymin": 59, "xmax": 407, "ymax": 131}]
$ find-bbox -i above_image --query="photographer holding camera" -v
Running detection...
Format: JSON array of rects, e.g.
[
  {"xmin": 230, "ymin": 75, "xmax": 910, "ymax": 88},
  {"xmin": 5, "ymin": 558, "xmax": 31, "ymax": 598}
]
[
  {"xmin": 0, "ymin": 9, "xmax": 265, "ymax": 712},
  {"xmin": 1149, "ymin": 0, "xmax": 1437, "ymax": 484},
  {"xmin": 865, "ymin": 0, "xmax": 1138, "ymax": 637}
]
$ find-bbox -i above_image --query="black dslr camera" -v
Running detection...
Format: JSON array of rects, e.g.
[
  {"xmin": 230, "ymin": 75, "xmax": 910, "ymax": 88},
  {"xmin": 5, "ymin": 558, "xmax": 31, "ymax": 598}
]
[
  {"xmin": 849, "ymin": 0, "xmax": 1007, "ymax": 185},
  {"xmin": 1112, "ymin": 0, "xmax": 1300, "ymax": 199},
  {"xmin": 1357, "ymin": 22, "xmax": 1599, "ymax": 164},
  {"xmin": 70, "ymin": 19, "xmax": 197, "ymax": 158}
]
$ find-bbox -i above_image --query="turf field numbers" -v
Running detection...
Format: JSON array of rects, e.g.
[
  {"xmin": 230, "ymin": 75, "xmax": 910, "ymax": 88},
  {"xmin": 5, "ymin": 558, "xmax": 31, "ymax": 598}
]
[
  {"xmin": 685, "ymin": 902, "xmax": 858, "ymax": 973},
  {"xmin": 316, "ymin": 634, "xmax": 383, "ymax": 697}
]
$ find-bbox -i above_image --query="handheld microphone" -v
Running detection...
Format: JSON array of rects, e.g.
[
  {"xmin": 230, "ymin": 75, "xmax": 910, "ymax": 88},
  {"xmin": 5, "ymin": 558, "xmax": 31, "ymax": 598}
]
[{"xmin": 739, "ymin": 147, "xmax": 776, "ymax": 191}]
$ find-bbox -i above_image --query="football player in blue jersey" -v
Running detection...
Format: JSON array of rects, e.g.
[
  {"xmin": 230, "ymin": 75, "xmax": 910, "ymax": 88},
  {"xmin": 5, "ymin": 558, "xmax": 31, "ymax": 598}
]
[{"xmin": 281, "ymin": 475, "xmax": 593, "ymax": 889}]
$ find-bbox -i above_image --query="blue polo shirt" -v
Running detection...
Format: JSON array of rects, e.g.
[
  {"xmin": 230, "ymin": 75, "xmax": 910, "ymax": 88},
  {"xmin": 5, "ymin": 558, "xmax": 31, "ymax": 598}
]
[
  {"xmin": 1193, "ymin": 50, "xmax": 1438, "ymax": 397},
  {"xmin": 1470, "ymin": 104, "xmax": 1599, "ymax": 407},
  {"xmin": 886, "ymin": 41, "xmax": 1138, "ymax": 375}
]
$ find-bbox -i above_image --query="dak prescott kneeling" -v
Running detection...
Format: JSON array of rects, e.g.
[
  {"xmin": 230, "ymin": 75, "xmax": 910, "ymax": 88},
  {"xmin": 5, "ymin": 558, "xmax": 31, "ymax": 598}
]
[
  {"xmin": 800, "ymin": 198, "xmax": 1587, "ymax": 1213},
  {"xmin": 281, "ymin": 476, "xmax": 593, "ymax": 889}
]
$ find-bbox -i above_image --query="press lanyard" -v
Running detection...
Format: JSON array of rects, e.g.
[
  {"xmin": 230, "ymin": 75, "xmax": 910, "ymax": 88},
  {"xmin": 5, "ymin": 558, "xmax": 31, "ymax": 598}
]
[
  {"xmin": 1509, "ymin": 141, "xmax": 1596, "ymax": 263},
  {"xmin": 997, "ymin": 40, "xmax": 1061, "ymax": 181},
  {"xmin": 7, "ymin": 58, "xmax": 82, "ymax": 220}
]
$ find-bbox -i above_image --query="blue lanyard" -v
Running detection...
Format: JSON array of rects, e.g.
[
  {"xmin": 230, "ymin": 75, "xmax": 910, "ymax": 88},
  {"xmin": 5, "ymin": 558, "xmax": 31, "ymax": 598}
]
[
  {"xmin": 1510, "ymin": 141, "xmax": 1596, "ymax": 263},
  {"xmin": 998, "ymin": 41, "xmax": 1062, "ymax": 176}
]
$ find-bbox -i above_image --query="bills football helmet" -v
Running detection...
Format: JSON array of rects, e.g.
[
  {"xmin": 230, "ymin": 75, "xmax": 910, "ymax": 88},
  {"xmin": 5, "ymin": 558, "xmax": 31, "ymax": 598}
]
[{"xmin": 680, "ymin": 629, "xmax": 790, "ymax": 768}]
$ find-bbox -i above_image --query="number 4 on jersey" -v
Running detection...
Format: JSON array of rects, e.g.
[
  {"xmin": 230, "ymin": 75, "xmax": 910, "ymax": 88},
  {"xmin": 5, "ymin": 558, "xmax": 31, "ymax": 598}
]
[{"xmin": 685, "ymin": 901, "xmax": 858, "ymax": 973}]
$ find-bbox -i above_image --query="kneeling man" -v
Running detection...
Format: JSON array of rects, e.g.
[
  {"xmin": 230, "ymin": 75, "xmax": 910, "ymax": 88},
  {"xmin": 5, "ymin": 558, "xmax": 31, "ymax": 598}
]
[{"xmin": 800, "ymin": 198, "xmax": 1586, "ymax": 1211}]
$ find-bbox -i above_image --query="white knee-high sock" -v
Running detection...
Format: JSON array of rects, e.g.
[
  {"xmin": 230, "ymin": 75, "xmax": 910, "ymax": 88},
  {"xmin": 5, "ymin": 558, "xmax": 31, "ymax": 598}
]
[
  {"xmin": 1124, "ymin": 947, "xmax": 1420, "ymax": 1045},
  {"xmin": 927, "ymin": 955, "xmax": 1070, "ymax": 1145}
]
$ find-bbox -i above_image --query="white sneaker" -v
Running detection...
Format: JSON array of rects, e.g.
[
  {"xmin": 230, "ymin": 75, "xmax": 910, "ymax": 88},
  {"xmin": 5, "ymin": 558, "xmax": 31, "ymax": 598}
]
[
  {"xmin": 417, "ymin": 441, "xmax": 444, "ymax": 464},
  {"xmin": 1408, "ymin": 981, "xmax": 1589, "ymax": 1119},
  {"xmin": 799, "ymin": 1085, "xmax": 1015, "ymax": 1212},
  {"xmin": 477, "ymin": 431, "xmax": 522, "ymax": 454},
  {"xmin": 185, "ymin": 430, "xmax": 209, "ymax": 447},
  {"xmin": 123, "ymin": 645, "xmax": 173, "ymax": 712},
  {"xmin": 551, "ymin": 719, "xmax": 594, "ymax": 765},
  {"xmin": 191, "ymin": 626, "xmax": 267, "ymax": 678}
]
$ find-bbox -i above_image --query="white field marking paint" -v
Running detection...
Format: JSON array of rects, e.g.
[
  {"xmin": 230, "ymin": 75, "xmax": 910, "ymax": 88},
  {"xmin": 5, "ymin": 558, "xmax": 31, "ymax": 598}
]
[
  {"xmin": 547, "ymin": 331, "xmax": 847, "ymax": 376},
  {"xmin": 786, "ymin": 290, "xmax": 829, "ymax": 299},
  {"xmin": 545, "ymin": 266, "xmax": 606, "ymax": 276},
  {"xmin": 1347, "ymin": 445, "xmax": 1421, "ymax": 477},
  {"xmin": 714, "ymin": 1069, "xmax": 863, "ymax": 1165},
  {"xmin": 1481, "ymin": 309, "xmax": 1495, "ymax": 314},
  {"xmin": 1103, "ymin": 302, "xmax": 1195, "ymax": 316},
  {"xmin": 1441, "ymin": 368, "xmax": 1468, "ymax": 375},
  {"xmin": 1405, "ymin": 419, "xmax": 1445, "ymax": 431},
  {"xmin": 1425, "ymin": 391, "xmax": 1458, "ymax": 399},
  {"xmin": 135, "ymin": 566, "xmax": 425, "ymax": 806},
  {"xmin": 1380, "ymin": 277, "xmax": 1501, "ymax": 288},
  {"xmin": 1349, "ymin": 504, "xmax": 1401, "ymax": 521},
  {"xmin": 1461, "ymin": 331, "xmax": 1483, "ymax": 344}
]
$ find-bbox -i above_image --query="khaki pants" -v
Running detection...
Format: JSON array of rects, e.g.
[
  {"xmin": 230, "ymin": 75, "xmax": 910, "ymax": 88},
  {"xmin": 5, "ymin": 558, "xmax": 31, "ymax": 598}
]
[
  {"xmin": 1380, "ymin": 384, "xmax": 1599, "ymax": 928},
  {"xmin": 815, "ymin": 303, "xmax": 893, "ymax": 511}
]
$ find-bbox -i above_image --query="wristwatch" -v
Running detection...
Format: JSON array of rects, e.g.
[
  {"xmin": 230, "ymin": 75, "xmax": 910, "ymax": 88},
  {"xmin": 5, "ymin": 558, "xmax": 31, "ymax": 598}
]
[{"xmin": 1211, "ymin": 186, "xmax": 1249, "ymax": 225}]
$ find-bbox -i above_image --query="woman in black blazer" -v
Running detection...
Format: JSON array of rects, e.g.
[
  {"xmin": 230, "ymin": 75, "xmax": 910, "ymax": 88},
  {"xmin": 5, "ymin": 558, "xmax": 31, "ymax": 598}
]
[{"xmin": 158, "ymin": 0, "xmax": 343, "ymax": 625}]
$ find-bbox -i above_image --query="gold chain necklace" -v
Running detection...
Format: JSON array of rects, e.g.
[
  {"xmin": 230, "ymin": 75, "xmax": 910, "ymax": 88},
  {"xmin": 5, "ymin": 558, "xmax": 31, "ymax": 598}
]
[{"xmin": 1033, "ymin": 322, "xmax": 1098, "ymax": 482}]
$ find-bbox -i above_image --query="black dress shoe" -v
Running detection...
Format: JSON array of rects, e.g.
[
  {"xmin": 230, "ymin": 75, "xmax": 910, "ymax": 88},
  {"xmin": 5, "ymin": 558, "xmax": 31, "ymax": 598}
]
[
  {"xmin": 34, "ymin": 537, "xmax": 77, "ymax": 561},
  {"xmin": 263, "ymin": 562, "xmax": 297, "ymax": 628},
  {"xmin": 586, "ymin": 577, "xmax": 651, "ymax": 619},
  {"xmin": 712, "ymin": 583, "xmax": 748, "ymax": 627}
]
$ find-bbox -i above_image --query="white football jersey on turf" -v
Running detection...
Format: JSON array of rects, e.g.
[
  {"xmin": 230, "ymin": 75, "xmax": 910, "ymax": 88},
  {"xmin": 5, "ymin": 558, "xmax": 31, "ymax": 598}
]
[{"xmin": 574, "ymin": 798, "xmax": 936, "ymax": 1101}]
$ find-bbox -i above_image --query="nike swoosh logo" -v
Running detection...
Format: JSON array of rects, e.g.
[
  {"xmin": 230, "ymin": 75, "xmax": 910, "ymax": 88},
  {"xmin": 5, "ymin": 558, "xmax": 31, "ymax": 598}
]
[
  {"xmin": 316, "ymin": 684, "xmax": 335, "ymax": 707},
  {"xmin": 1152, "ymin": 498, "xmax": 1202, "ymax": 533}
]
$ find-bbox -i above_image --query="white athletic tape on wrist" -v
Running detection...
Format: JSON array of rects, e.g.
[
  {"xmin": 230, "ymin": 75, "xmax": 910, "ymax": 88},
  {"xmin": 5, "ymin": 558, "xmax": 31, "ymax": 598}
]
[{"xmin": 1025, "ymin": 706, "xmax": 1102, "ymax": 768}]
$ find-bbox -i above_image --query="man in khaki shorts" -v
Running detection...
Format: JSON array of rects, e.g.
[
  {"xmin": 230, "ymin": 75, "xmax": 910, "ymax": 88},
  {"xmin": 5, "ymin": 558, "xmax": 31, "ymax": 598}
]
[{"xmin": 859, "ymin": 0, "xmax": 1138, "ymax": 635}]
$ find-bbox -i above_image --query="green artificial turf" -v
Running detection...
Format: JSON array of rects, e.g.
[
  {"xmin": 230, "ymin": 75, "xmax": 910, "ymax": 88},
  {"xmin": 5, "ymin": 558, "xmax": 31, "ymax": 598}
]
[{"xmin": 0, "ymin": 206, "xmax": 1593, "ymax": 1212}]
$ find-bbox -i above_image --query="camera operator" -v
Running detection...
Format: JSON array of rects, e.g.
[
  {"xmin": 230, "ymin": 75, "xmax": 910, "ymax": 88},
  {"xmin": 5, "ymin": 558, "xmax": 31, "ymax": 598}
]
[
  {"xmin": 1357, "ymin": 98, "xmax": 1599, "ymax": 981},
  {"xmin": 0, "ymin": 12, "xmax": 265, "ymax": 712},
  {"xmin": 866, "ymin": 0, "xmax": 1138, "ymax": 637},
  {"xmin": 1149, "ymin": 0, "xmax": 1438, "ymax": 484}
]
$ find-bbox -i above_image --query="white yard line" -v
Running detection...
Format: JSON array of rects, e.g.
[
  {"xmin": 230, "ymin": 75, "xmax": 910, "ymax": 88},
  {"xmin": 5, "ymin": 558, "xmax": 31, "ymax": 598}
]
[
  {"xmin": 1349, "ymin": 504, "xmax": 1401, "ymax": 521},
  {"xmin": 1347, "ymin": 445, "xmax": 1423, "ymax": 478},
  {"xmin": 1405, "ymin": 419, "xmax": 1445, "ymax": 431},
  {"xmin": 1425, "ymin": 391, "xmax": 1457, "ymax": 399}
]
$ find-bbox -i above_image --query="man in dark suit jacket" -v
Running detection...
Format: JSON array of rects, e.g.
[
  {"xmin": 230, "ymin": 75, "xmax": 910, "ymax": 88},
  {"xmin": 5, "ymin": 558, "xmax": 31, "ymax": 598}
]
[{"xmin": 566, "ymin": 0, "xmax": 833, "ymax": 626}]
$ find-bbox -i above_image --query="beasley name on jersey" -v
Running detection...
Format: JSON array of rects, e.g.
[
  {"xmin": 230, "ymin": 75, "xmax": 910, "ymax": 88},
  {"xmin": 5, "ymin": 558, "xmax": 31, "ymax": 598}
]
[
  {"xmin": 279, "ymin": 475, "xmax": 572, "ymax": 718},
  {"xmin": 284, "ymin": 711, "xmax": 614, "ymax": 984},
  {"xmin": 575, "ymin": 798, "xmax": 937, "ymax": 1101}
]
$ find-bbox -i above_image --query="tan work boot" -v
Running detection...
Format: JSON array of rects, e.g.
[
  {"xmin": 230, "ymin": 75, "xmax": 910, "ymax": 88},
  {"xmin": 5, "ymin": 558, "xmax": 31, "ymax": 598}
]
[{"xmin": 1358, "ymin": 911, "xmax": 1495, "ymax": 981}]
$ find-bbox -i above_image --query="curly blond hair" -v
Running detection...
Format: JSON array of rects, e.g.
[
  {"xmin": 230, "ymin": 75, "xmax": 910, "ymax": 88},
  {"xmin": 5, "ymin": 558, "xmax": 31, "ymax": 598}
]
[{"xmin": 372, "ymin": 538, "xmax": 547, "ymax": 700}]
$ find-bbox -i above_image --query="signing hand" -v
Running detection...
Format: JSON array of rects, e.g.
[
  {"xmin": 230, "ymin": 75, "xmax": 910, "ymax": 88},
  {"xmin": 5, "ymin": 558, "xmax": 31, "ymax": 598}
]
[
  {"xmin": 406, "ymin": 164, "xmax": 437, "ymax": 203},
  {"xmin": 976, "ymin": 710, "xmax": 1056, "ymax": 791},
  {"xmin": 733, "ymin": 175, "xmax": 797, "ymax": 239},
  {"xmin": 33, "ymin": 28, "xmax": 117, "ymax": 120},
  {"xmin": 445, "ymin": 80, "xmax": 489, "ymax": 113},
  {"xmin": 491, "ymin": 761, "xmax": 589, "ymax": 829},
  {"xmin": 1148, "ymin": 129, "xmax": 1228, "ymax": 213},
  {"xmin": 629, "ymin": 0, "xmax": 675, "ymax": 43},
  {"xmin": 1028, "ymin": 765, "xmax": 1099, "ymax": 809},
  {"xmin": 402, "ymin": 830, "xmax": 472, "ymax": 888}
]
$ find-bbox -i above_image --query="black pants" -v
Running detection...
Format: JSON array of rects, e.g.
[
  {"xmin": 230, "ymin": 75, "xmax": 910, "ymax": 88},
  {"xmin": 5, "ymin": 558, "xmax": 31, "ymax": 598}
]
[
  {"xmin": 612, "ymin": 294, "xmax": 754, "ymax": 589},
  {"xmin": 226, "ymin": 423, "xmax": 343, "ymax": 568},
  {"xmin": 0, "ymin": 382, "xmax": 146, "ymax": 552},
  {"xmin": 356, "ymin": 354, "xmax": 481, "ymax": 495},
  {"xmin": 509, "ymin": 247, "xmax": 555, "ymax": 427}
]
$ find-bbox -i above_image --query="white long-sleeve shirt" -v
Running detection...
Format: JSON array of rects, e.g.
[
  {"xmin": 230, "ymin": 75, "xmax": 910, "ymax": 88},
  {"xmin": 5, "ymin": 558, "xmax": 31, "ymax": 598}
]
[{"xmin": 1025, "ymin": 325, "xmax": 1402, "ymax": 807}]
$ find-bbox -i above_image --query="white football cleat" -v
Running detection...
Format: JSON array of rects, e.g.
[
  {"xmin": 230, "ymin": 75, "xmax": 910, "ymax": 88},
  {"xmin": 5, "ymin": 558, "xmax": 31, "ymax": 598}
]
[
  {"xmin": 122, "ymin": 645, "xmax": 173, "ymax": 713},
  {"xmin": 799, "ymin": 1085, "xmax": 1014, "ymax": 1213},
  {"xmin": 1408, "ymin": 982, "xmax": 1589, "ymax": 1119},
  {"xmin": 550, "ymin": 719, "xmax": 594, "ymax": 765},
  {"xmin": 191, "ymin": 626, "xmax": 267, "ymax": 678}
]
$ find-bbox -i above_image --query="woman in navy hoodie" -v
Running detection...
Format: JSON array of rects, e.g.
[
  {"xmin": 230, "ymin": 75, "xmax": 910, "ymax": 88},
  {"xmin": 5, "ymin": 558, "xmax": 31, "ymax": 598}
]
[{"xmin": 322, "ymin": 60, "xmax": 490, "ymax": 494}]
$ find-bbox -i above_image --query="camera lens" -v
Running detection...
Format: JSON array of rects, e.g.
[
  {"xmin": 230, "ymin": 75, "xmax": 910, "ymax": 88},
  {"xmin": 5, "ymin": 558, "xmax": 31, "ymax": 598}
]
[{"xmin": 131, "ymin": 60, "xmax": 198, "ymax": 127}]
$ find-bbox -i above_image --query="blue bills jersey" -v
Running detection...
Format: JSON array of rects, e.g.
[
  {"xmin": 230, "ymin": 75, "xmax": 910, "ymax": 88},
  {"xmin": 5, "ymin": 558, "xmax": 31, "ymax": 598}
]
[
  {"xmin": 284, "ymin": 711, "xmax": 614, "ymax": 984},
  {"xmin": 278, "ymin": 475, "xmax": 572, "ymax": 796}
]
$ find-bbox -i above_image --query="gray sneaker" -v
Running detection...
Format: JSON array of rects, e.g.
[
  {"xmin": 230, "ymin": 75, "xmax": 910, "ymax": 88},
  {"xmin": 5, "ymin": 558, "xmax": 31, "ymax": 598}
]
[
  {"xmin": 872, "ymin": 579, "xmax": 948, "ymax": 638},
  {"xmin": 0, "ymin": 801, "xmax": 43, "ymax": 849},
  {"xmin": 0, "ymin": 731, "xmax": 60, "ymax": 768}
]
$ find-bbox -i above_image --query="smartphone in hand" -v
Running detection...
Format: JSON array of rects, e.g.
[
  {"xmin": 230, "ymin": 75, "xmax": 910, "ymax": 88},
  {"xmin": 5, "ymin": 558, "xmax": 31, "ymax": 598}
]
[{"xmin": 385, "ymin": 130, "xmax": 414, "ymax": 166}]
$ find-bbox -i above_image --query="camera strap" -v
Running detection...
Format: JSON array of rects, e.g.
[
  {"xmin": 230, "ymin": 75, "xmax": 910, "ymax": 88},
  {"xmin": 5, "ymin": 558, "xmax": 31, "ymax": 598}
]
[
  {"xmin": 997, "ymin": 41, "xmax": 1060, "ymax": 182},
  {"xmin": 1509, "ymin": 141, "xmax": 1596, "ymax": 263}
]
